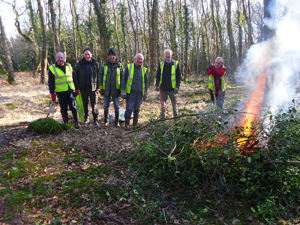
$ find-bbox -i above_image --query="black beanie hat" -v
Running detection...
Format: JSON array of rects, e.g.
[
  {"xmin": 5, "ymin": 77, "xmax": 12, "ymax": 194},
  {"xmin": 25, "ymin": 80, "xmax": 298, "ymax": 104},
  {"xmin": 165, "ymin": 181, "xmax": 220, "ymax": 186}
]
[
  {"xmin": 83, "ymin": 48, "xmax": 92, "ymax": 54},
  {"xmin": 108, "ymin": 48, "xmax": 117, "ymax": 56}
]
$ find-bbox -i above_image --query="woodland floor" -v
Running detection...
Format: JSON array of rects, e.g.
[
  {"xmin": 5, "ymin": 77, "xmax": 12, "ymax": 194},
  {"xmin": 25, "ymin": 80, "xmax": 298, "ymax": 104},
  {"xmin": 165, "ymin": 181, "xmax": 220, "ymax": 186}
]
[{"xmin": 0, "ymin": 72, "xmax": 248, "ymax": 224}]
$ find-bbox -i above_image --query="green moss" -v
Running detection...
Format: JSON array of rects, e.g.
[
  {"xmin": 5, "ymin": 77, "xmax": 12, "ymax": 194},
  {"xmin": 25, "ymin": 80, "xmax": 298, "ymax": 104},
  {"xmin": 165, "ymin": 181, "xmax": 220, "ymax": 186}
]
[
  {"xmin": 0, "ymin": 188, "xmax": 9, "ymax": 196},
  {"xmin": 0, "ymin": 150, "xmax": 17, "ymax": 161},
  {"xmin": 5, "ymin": 192, "xmax": 25, "ymax": 208},
  {"xmin": 26, "ymin": 118, "xmax": 62, "ymax": 135},
  {"xmin": 4, "ymin": 103, "xmax": 18, "ymax": 110}
]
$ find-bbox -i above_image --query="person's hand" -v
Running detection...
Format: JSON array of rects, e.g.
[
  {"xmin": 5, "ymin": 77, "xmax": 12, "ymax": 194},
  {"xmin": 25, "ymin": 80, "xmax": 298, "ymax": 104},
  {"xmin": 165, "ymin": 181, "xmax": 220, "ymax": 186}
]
[
  {"xmin": 51, "ymin": 93, "xmax": 56, "ymax": 102},
  {"xmin": 143, "ymin": 91, "xmax": 148, "ymax": 100},
  {"xmin": 75, "ymin": 89, "xmax": 80, "ymax": 96},
  {"xmin": 96, "ymin": 89, "xmax": 99, "ymax": 94},
  {"xmin": 209, "ymin": 65, "xmax": 214, "ymax": 69},
  {"xmin": 155, "ymin": 86, "xmax": 160, "ymax": 92},
  {"xmin": 121, "ymin": 90, "xmax": 127, "ymax": 99},
  {"xmin": 174, "ymin": 88, "xmax": 179, "ymax": 94},
  {"xmin": 100, "ymin": 89, "xmax": 105, "ymax": 95}
]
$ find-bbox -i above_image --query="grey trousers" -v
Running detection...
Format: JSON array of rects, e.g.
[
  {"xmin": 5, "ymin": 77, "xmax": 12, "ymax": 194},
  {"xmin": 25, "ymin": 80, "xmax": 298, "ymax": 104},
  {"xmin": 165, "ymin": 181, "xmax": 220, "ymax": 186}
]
[{"xmin": 159, "ymin": 90, "xmax": 178, "ymax": 118}]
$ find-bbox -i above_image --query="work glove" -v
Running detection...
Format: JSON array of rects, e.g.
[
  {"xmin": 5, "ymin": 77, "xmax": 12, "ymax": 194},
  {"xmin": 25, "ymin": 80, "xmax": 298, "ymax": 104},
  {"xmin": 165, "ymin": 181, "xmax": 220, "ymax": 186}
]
[
  {"xmin": 209, "ymin": 65, "xmax": 214, "ymax": 69},
  {"xmin": 155, "ymin": 86, "xmax": 160, "ymax": 92},
  {"xmin": 121, "ymin": 90, "xmax": 127, "ymax": 99},
  {"xmin": 51, "ymin": 93, "xmax": 56, "ymax": 102},
  {"xmin": 174, "ymin": 88, "xmax": 179, "ymax": 94},
  {"xmin": 143, "ymin": 91, "xmax": 148, "ymax": 100},
  {"xmin": 75, "ymin": 89, "xmax": 80, "ymax": 96}
]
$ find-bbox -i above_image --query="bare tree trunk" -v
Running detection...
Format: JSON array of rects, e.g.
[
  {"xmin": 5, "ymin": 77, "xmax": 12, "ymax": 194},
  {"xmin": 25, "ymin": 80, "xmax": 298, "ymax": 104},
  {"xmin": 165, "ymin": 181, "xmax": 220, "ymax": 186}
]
[
  {"xmin": 263, "ymin": 0, "xmax": 273, "ymax": 41},
  {"xmin": 226, "ymin": 0, "xmax": 238, "ymax": 73},
  {"xmin": 241, "ymin": 0, "xmax": 254, "ymax": 46},
  {"xmin": 171, "ymin": 0, "xmax": 177, "ymax": 59},
  {"xmin": 128, "ymin": 0, "xmax": 137, "ymax": 52},
  {"xmin": 49, "ymin": 0, "xmax": 60, "ymax": 53},
  {"xmin": 183, "ymin": 0, "xmax": 189, "ymax": 80},
  {"xmin": 0, "ymin": 15, "xmax": 15, "ymax": 84},
  {"xmin": 210, "ymin": 0, "xmax": 219, "ymax": 56},
  {"xmin": 238, "ymin": 6, "xmax": 243, "ymax": 65},
  {"xmin": 149, "ymin": 0, "xmax": 158, "ymax": 86},
  {"xmin": 37, "ymin": 0, "xmax": 48, "ymax": 84},
  {"xmin": 111, "ymin": 0, "xmax": 121, "ymax": 60},
  {"xmin": 93, "ymin": 0, "xmax": 110, "ymax": 63},
  {"xmin": 70, "ymin": 0, "xmax": 78, "ymax": 62}
]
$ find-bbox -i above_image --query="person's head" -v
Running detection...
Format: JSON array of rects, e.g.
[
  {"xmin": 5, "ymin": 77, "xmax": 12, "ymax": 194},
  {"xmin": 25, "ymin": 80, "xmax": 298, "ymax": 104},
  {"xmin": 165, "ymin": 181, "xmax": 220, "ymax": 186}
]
[
  {"xmin": 215, "ymin": 57, "xmax": 224, "ymax": 68},
  {"xmin": 108, "ymin": 48, "xmax": 117, "ymax": 63},
  {"xmin": 83, "ymin": 48, "xmax": 93, "ymax": 62},
  {"xmin": 56, "ymin": 52, "xmax": 65, "ymax": 66},
  {"xmin": 134, "ymin": 53, "xmax": 144, "ymax": 68},
  {"xmin": 164, "ymin": 49, "xmax": 173, "ymax": 62}
]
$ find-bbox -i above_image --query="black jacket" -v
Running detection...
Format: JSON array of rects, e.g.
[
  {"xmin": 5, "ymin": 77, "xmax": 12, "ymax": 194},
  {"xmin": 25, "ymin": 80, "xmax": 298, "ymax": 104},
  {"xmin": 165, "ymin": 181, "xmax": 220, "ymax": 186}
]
[{"xmin": 155, "ymin": 60, "xmax": 181, "ymax": 91}]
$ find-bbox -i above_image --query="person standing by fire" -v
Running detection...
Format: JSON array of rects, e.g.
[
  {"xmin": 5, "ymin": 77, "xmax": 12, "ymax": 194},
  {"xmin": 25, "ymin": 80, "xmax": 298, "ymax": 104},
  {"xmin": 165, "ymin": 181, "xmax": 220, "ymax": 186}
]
[{"xmin": 207, "ymin": 57, "xmax": 227, "ymax": 109}]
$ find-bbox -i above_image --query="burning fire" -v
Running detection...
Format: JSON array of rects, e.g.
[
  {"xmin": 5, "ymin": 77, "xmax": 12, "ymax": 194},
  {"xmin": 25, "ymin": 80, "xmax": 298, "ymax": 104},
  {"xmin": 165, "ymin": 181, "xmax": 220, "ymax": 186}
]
[{"xmin": 237, "ymin": 72, "xmax": 268, "ymax": 149}]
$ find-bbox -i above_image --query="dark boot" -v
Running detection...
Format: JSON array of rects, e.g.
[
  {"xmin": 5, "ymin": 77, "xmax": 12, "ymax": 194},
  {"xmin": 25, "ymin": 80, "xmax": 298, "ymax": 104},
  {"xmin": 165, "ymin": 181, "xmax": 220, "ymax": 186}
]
[
  {"xmin": 94, "ymin": 115, "xmax": 99, "ymax": 126},
  {"xmin": 133, "ymin": 117, "xmax": 138, "ymax": 127},
  {"xmin": 104, "ymin": 111, "xmax": 109, "ymax": 126},
  {"xmin": 173, "ymin": 107, "xmax": 178, "ymax": 118},
  {"xmin": 115, "ymin": 111, "xmax": 120, "ymax": 128},
  {"xmin": 160, "ymin": 109, "xmax": 165, "ymax": 119},
  {"xmin": 124, "ymin": 119, "xmax": 130, "ymax": 130},
  {"xmin": 73, "ymin": 111, "xmax": 80, "ymax": 129},
  {"xmin": 62, "ymin": 112, "xmax": 68, "ymax": 124}
]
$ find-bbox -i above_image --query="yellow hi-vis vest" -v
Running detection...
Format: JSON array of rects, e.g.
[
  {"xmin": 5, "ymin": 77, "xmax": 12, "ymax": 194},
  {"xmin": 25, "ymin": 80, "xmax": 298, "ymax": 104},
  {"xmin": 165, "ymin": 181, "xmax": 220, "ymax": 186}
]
[
  {"xmin": 125, "ymin": 64, "xmax": 147, "ymax": 95},
  {"xmin": 49, "ymin": 63, "xmax": 75, "ymax": 93},
  {"xmin": 208, "ymin": 65, "xmax": 226, "ymax": 92},
  {"xmin": 103, "ymin": 63, "xmax": 122, "ymax": 90},
  {"xmin": 159, "ymin": 60, "xmax": 178, "ymax": 88}
]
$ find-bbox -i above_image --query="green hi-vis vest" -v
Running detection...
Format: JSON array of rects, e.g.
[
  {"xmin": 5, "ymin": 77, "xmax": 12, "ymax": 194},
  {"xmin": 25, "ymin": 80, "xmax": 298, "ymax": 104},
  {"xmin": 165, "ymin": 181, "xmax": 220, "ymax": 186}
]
[
  {"xmin": 103, "ymin": 63, "xmax": 122, "ymax": 90},
  {"xmin": 49, "ymin": 63, "xmax": 75, "ymax": 93},
  {"xmin": 208, "ymin": 65, "xmax": 226, "ymax": 92},
  {"xmin": 159, "ymin": 60, "xmax": 178, "ymax": 88},
  {"xmin": 76, "ymin": 91, "xmax": 85, "ymax": 121},
  {"xmin": 125, "ymin": 64, "xmax": 147, "ymax": 95}
]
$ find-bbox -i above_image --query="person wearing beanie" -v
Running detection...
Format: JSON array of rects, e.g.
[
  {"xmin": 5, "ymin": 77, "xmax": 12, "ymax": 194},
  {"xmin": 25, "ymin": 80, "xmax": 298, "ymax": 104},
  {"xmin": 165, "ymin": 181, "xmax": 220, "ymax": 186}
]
[
  {"xmin": 99, "ymin": 48, "xmax": 123, "ymax": 127},
  {"xmin": 74, "ymin": 48, "xmax": 101, "ymax": 125},
  {"xmin": 48, "ymin": 52, "xmax": 80, "ymax": 129}
]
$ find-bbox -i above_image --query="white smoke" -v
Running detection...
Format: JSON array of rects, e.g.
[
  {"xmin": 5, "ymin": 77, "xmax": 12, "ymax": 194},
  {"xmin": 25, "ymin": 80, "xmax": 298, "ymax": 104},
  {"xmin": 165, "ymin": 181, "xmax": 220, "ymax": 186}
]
[{"xmin": 236, "ymin": 0, "xmax": 300, "ymax": 111}]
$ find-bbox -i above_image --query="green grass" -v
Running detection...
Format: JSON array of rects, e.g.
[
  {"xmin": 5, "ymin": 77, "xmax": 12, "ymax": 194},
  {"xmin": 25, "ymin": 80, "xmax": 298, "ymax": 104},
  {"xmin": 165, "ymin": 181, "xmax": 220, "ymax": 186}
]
[{"xmin": 4, "ymin": 103, "xmax": 18, "ymax": 110}]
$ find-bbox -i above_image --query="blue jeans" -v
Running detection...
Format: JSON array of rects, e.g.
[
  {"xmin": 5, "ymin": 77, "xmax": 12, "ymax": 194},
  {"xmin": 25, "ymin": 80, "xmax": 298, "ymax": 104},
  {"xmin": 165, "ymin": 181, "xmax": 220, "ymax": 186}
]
[
  {"xmin": 104, "ymin": 96, "xmax": 120, "ymax": 112},
  {"xmin": 125, "ymin": 92, "xmax": 143, "ymax": 119}
]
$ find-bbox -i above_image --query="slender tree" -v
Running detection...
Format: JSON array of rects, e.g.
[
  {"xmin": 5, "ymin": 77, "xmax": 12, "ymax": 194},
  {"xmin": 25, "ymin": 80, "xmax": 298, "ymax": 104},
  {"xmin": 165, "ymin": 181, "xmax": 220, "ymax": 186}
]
[
  {"xmin": 149, "ymin": 0, "xmax": 158, "ymax": 85},
  {"xmin": 37, "ymin": 0, "xmax": 48, "ymax": 84},
  {"xmin": 49, "ymin": 0, "xmax": 60, "ymax": 53},
  {"xmin": 0, "ymin": 15, "xmax": 15, "ymax": 84}
]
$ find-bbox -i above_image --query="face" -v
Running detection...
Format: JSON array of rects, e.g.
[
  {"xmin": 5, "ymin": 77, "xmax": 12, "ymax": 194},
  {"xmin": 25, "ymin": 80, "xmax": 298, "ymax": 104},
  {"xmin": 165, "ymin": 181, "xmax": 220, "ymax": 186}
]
[
  {"xmin": 56, "ymin": 53, "xmax": 65, "ymax": 66},
  {"xmin": 84, "ymin": 50, "xmax": 92, "ymax": 62},
  {"xmin": 134, "ymin": 54, "xmax": 144, "ymax": 67},
  {"xmin": 165, "ymin": 51, "xmax": 172, "ymax": 62},
  {"xmin": 109, "ymin": 54, "xmax": 117, "ymax": 62},
  {"xmin": 215, "ymin": 59, "xmax": 223, "ymax": 68}
]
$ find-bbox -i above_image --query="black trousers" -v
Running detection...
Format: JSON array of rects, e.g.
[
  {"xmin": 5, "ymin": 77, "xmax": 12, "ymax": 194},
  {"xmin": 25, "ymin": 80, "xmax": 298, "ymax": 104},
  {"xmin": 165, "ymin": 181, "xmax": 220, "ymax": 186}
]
[
  {"xmin": 80, "ymin": 87, "xmax": 98, "ymax": 118},
  {"xmin": 210, "ymin": 91, "xmax": 225, "ymax": 109},
  {"xmin": 57, "ymin": 92, "xmax": 78, "ymax": 115}
]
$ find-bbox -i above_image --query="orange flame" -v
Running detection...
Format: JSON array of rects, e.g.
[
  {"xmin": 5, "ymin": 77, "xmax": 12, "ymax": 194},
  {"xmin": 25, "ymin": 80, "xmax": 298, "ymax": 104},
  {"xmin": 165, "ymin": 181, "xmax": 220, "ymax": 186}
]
[{"xmin": 238, "ymin": 72, "xmax": 268, "ymax": 149}]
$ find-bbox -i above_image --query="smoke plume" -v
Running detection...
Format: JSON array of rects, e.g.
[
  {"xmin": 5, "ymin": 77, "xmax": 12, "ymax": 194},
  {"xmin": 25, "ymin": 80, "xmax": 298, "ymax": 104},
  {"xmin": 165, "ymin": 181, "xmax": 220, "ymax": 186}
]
[{"xmin": 236, "ymin": 0, "xmax": 300, "ymax": 111}]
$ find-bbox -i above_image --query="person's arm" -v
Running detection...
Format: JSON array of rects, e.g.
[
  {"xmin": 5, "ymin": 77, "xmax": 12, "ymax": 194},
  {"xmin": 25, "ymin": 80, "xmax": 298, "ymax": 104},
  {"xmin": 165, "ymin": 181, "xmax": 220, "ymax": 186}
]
[
  {"xmin": 121, "ymin": 66, "xmax": 129, "ymax": 91},
  {"xmin": 176, "ymin": 62, "xmax": 181, "ymax": 89},
  {"xmin": 99, "ymin": 65, "xmax": 104, "ymax": 87},
  {"xmin": 48, "ymin": 69, "xmax": 55, "ymax": 94},
  {"xmin": 145, "ymin": 71, "xmax": 148, "ymax": 92},
  {"xmin": 207, "ymin": 69, "xmax": 214, "ymax": 75},
  {"xmin": 96, "ymin": 63, "xmax": 101, "ymax": 88},
  {"xmin": 211, "ymin": 66, "xmax": 227, "ymax": 77},
  {"xmin": 155, "ymin": 63, "xmax": 161, "ymax": 87},
  {"xmin": 74, "ymin": 63, "xmax": 80, "ymax": 88},
  {"xmin": 72, "ymin": 68, "xmax": 79, "ymax": 90},
  {"xmin": 120, "ymin": 63, "xmax": 124, "ymax": 86}
]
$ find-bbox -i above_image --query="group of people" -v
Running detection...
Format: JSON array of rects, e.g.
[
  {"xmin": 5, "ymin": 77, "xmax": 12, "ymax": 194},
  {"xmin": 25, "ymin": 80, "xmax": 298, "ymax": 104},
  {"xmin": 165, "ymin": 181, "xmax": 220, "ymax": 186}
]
[{"xmin": 48, "ymin": 48, "xmax": 227, "ymax": 129}]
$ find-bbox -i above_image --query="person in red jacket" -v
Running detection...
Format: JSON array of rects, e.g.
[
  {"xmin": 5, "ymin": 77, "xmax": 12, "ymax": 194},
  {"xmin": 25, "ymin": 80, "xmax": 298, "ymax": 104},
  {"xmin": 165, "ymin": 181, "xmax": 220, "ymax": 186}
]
[{"xmin": 207, "ymin": 57, "xmax": 227, "ymax": 109}]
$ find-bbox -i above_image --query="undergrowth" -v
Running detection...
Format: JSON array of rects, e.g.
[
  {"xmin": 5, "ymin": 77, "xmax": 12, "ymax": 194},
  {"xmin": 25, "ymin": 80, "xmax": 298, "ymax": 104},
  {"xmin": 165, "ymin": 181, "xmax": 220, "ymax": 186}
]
[{"xmin": 123, "ymin": 107, "xmax": 300, "ymax": 224}]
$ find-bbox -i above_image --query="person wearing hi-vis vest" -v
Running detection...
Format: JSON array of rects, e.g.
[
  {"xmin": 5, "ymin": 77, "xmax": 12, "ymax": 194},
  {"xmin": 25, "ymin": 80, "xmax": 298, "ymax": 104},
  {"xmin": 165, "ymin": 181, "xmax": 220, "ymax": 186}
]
[
  {"xmin": 99, "ymin": 48, "xmax": 124, "ymax": 127},
  {"xmin": 121, "ymin": 53, "xmax": 148, "ymax": 129},
  {"xmin": 48, "ymin": 52, "xmax": 80, "ymax": 129},
  {"xmin": 155, "ymin": 49, "xmax": 181, "ymax": 118},
  {"xmin": 75, "ymin": 48, "xmax": 101, "ymax": 125},
  {"xmin": 207, "ymin": 57, "xmax": 227, "ymax": 109}
]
